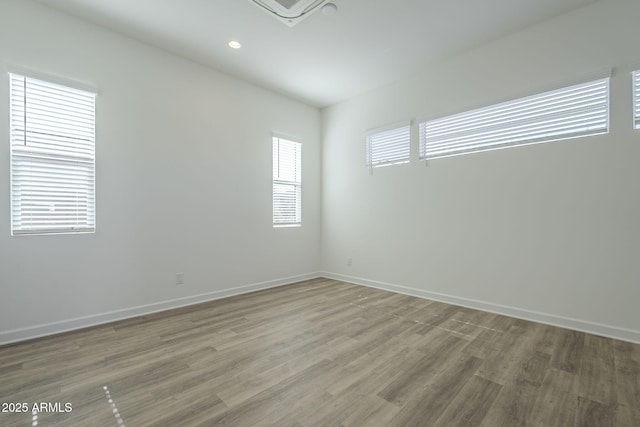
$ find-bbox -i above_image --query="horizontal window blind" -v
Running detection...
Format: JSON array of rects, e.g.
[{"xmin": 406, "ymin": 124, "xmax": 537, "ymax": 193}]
[
  {"xmin": 633, "ymin": 70, "xmax": 640, "ymax": 129},
  {"xmin": 273, "ymin": 137, "xmax": 301, "ymax": 226},
  {"xmin": 419, "ymin": 78, "xmax": 610, "ymax": 160},
  {"xmin": 10, "ymin": 73, "xmax": 96, "ymax": 235},
  {"xmin": 366, "ymin": 123, "xmax": 410, "ymax": 168}
]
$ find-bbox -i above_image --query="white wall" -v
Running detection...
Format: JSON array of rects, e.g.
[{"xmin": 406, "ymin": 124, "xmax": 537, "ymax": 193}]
[
  {"xmin": 321, "ymin": 0, "xmax": 640, "ymax": 343},
  {"xmin": 0, "ymin": 0, "xmax": 321, "ymax": 343}
]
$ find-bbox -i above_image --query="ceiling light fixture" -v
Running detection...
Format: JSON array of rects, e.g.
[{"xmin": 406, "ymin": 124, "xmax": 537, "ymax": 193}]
[
  {"xmin": 228, "ymin": 40, "xmax": 242, "ymax": 49},
  {"xmin": 321, "ymin": 3, "xmax": 337, "ymax": 15}
]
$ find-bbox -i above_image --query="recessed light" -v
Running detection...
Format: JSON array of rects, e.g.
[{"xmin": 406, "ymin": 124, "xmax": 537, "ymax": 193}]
[{"xmin": 228, "ymin": 40, "xmax": 242, "ymax": 49}]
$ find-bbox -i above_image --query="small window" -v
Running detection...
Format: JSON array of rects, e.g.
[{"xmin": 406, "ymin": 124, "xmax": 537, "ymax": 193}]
[
  {"xmin": 366, "ymin": 123, "xmax": 411, "ymax": 168},
  {"xmin": 10, "ymin": 73, "xmax": 96, "ymax": 235},
  {"xmin": 633, "ymin": 70, "xmax": 640, "ymax": 129},
  {"xmin": 273, "ymin": 137, "xmax": 301, "ymax": 227},
  {"xmin": 419, "ymin": 78, "xmax": 610, "ymax": 160}
]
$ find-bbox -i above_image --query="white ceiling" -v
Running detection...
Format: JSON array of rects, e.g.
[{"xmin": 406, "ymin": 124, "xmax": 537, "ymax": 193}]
[{"xmin": 37, "ymin": 0, "xmax": 598, "ymax": 108}]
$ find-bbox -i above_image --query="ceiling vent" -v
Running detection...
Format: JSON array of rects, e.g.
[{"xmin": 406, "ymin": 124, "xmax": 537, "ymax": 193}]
[{"xmin": 250, "ymin": 0, "xmax": 331, "ymax": 27}]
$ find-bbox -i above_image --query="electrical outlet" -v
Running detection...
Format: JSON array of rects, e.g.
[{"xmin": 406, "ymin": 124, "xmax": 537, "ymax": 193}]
[
  {"xmin": 176, "ymin": 272, "xmax": 184, "ymax": 285},
  {"xmin": 347, "ymin": 258, "xmax": 352, "ymax": 267}
]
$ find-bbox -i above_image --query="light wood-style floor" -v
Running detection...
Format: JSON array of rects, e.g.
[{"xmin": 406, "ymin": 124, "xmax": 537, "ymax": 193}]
[{"xmin": 1, "ymin": 278, "xmax": 638, "ymax": 426}]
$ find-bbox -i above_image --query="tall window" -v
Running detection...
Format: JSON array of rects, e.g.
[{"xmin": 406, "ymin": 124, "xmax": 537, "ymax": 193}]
[
  {"xmin": 10, "ymin": 73, "xmax": 96, "ymax": 235},
  {"xmin": 272, "ymin": 137, "xmax": 301, "ymax": 227},
  {"xmin": 419, "ymin": 77, "xmax": 610, "ymax": 160},
  {"xmin": 365, "ymin": 122, "xmax": 411, "ymax": 169},
  {"xmin": 633, "ymin": 70, "xmax": 640, "ymax": 129}
]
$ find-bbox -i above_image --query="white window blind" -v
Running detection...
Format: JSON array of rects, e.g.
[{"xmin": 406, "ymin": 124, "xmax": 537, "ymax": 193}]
[
  {"xmin": 633, "ymin": 70, "xmax": 640, "ymax": 129},
  {"xmin": 366, "ymin": 123, "xmax": 410, "ymax": 168},
  {"xmin": 419, "ymin": 78, "xmax": 610, "ymax": 160},
  {"xmin": 273, "ymin": 137, "xmax": 301, "ymax": 227},
  {"xmin": 10, "ymin": 73, "xmax": 96, "ymax": 235}
]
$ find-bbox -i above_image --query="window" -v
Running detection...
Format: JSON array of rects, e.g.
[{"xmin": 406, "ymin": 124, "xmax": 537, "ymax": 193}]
[
  {"xmin": 366, "ymin": 122, "xmax": 410, "ymax": 168},
  {"xmin": 10, "ymin": 73, "xmax": 96, "ymax": 235},
  {"xmin": 633, "ymin": 70, "xmax": 640, "ymax": 129},
  {"xmin": 272, "ymin": 137, "xmax": 301, "ymax": 227},
  {"xmin": 419, "ymin": 77, "xmax": 610, "ymax": 160}
]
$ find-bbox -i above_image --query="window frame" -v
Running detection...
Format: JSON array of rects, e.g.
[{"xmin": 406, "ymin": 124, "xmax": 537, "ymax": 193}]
[
  {"xmin": 419, "ymin": 77, "xmax": 610, "ymax": 161},
  {"xmin": 365, "ymin": 121, "xmax": 411, "ymax": 169},
  {"xmin": 272, "ymin": 136, "xmax": 302, "ymax": 228},
  {"xmin": 633, "ymin": 70, "xmax": 640, "ymax": 129},
  {"xmin": 9, "ymin": 72, "xmax": 96, "ymax": 236}
]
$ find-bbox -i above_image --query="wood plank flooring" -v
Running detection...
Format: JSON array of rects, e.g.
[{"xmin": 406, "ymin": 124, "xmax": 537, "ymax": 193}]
[{"xmin": 0, "ymin": 278, "xmax": 638, "ymax": 426}]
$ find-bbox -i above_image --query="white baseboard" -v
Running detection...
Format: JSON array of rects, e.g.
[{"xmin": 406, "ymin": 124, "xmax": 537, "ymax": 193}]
[
  {"xmin": 4, "ymin": 271, "xmax": 638, "ymax": 346},
  {"xmin": 0, "ymin": 272, "xmax": 322, "ymax": 346},
  {"xmin": 321, "ymin": 272, "xmax": 640, "ymax": 345}
]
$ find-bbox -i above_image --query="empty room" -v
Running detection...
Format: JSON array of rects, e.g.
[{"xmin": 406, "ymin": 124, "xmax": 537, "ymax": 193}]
[{"xmin": 1, "ymin": 0, "xmax": 639, "ymax": 425}]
